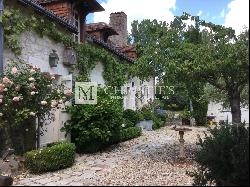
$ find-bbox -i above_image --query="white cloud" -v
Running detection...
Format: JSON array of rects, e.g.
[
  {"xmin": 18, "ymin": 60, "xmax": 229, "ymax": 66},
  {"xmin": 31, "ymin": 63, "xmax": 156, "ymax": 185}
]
[
  {"xmin": 197, "ymin": 10, "xmax": 203, "ymax": 16},
  {"xmin": 220, "ymin": 9, "xmax": 225, "ymax": 18},
  {"xmin": 224, "ymin": 0, "xmax": 249, "ymax": 35},
  {"xmin": 93, "ymin": 0, "xmax": 176, "ymax": 33}
]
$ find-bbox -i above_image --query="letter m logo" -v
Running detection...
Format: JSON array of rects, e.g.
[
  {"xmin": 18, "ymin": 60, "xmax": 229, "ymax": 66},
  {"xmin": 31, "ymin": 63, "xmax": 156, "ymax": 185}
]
[{"xmin": 75, "ymin": 82, "xmax": 97, "ymax": 105}]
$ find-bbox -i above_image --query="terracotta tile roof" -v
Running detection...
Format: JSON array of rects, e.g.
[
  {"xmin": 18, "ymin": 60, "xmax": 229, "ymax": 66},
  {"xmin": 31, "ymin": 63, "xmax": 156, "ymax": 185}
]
[
  {"xmin": 38, "ymin": 0, "xmax": 105, "ymax": 13},
  {"xmin": 17, "ymin": 0, "xmax": 78, "ymax": 33},
  {"xmin": 118, "ymin": 45, "xmax": 137, "ymax": 53},
  {"xmin": 86, "ymin": 22, "xmax": 118, "ymax": 36},
  {"xmin": 86, "ymin": 34, "xmax": 134, "ymax": 63}
]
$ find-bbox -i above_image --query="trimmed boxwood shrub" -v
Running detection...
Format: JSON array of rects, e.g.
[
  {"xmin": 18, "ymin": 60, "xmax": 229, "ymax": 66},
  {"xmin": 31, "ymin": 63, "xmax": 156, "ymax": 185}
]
[
  {"xmin": 24, "ymin": 142, "xmax": 76, "ymax": 174},
  {"xmin": 188, "ymin": 124, "xmax": 249, "ymax": 186},
  {"xmin": 120, "ymin": 127, "xmax": 142, "ymax": 142}
]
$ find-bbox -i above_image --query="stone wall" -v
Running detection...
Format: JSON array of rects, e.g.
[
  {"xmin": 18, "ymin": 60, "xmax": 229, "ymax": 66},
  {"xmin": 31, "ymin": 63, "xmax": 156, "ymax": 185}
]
[
  {"xmin": 207, "ymin": 102, "xmax": 249, "ymax": 124},
  {"xmin": 3, "ymin": 31, "xmax": 72, "ymax": 148},
  {"xmin": 109, "ymin": 12, "xmax": 128, "ymax": 47}
]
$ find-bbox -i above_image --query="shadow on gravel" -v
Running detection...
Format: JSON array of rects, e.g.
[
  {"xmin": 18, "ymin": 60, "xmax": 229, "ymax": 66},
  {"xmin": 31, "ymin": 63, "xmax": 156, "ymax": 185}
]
[{"xmin": 136, "ymin": 142, "xmax": 200, "ymax": 166}]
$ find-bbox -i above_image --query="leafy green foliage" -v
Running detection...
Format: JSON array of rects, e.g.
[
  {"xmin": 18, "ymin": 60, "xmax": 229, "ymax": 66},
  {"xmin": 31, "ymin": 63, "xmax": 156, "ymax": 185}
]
[
  {"xmin": 192, "ymin": 99, "xmax": 209, "ymax": 126},
  {"xmin": 75, "ymin": 44, "xmax": 134, "ymax": 87},
  {"xmin": 180, "ymin": 109, "xmax": 192, "ymax": 120},
  {"xmin": 1, "ymin": 6, "xmax": 134, "ymax": 88},
  {"xmin": 119, "ymin": 127, "xmax": 142, "ymax": 142},
  {"xmin": 188, "ymin": 125, "xmax": 249, "ymax": 186},
  {"xmin": 0, "ymin": 62, "xmax": 69, "ymax": 127},
  {"xmin": 123, "ymin": 109, "xmax": 143, "ymax": 126},
  {"xmin": 152, "ymin": 117, "xmax": 165, "ymax": 130},
  {"xmin": 24, "ymin": 142, "xmax": 76, "ymax": 174},
  {"xmin": 131, "ymin": 13, "xmax": 249, "ymax": 123},
  {"xmin": 1, "ymin": 7, "xmax": 74, "ymax": 55},
  {"xmin": 63, "ymin": 88, "xmax": 124, "ymax": 153}
]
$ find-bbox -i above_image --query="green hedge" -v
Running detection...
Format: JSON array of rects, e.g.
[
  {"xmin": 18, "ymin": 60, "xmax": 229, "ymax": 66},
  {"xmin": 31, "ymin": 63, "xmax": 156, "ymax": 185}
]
[
  {"xmin": 24, "ymin": 142, "xmax": 76, "ymax": 174},
  {"xmin": 120, "ymin": 127, "xmax": 142, "ymax": 142}
]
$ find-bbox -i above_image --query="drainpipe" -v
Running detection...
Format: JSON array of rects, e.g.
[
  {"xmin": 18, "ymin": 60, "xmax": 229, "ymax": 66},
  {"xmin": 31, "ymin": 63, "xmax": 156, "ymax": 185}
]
[{"xmin": 0, "ymin": 0, "xmax": 3, "ymax": 74}]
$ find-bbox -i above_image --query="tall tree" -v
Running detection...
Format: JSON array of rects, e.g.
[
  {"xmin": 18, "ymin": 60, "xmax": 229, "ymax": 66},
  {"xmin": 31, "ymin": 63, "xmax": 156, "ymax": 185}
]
[{"xmin": 131, "ymin": 13, "xmax": 249, "ymax": 124}]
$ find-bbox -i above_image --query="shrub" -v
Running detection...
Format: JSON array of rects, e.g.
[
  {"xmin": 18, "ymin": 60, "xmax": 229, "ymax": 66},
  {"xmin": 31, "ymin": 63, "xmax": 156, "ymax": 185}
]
[
  {"xmin": 123, "ymin": 109, "xmax": 143, "ymax": 126},
  {"xmin": 154, "ymin": 112, "xmax": 167, "ymax": 122},
  {"xmin": 24, "ymin": 142, "xmax": 76, "ymax": 174},
  {"xmin": 0, "ymin": 62, "xmax": 71, "ymax": 154},
  {"xmin": 152, "ymin": 117, "xmax": 165, "ymax": 130},
  {"xmin": 188, "ymin": 124, "xmax": 249, "ymax": 186},
  {"xmin": 119, "ymin": 127, "xmax": 142, "ymax": 142},
  {"xmin": 63, "ymin": 89, "xmax": 123, "ymax": 153},
  {"xmin": 122, "ymin": 118, "xmax": 135, "ymax": 128},
  {"xmin": 142, "ymin": 110, "xmax": 154, "ymax": 120},
  {"xmin": 192, "ymin": 100, "xmax": 208, "ymax": 126}
]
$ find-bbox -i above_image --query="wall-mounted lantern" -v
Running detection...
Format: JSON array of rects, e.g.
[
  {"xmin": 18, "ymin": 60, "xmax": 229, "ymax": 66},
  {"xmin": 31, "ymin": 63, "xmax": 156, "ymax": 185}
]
[{"xmin": 49, "ymin": 50, "xmax": 59, "ymax": 67}]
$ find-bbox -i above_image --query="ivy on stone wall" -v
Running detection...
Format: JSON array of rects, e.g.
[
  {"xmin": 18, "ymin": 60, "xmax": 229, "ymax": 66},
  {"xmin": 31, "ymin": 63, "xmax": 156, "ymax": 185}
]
[
  {"xmin": 75, "ymin": 44, "xmax": 135, "ymax": 87},
  {"xmin": 0, "ymin": 6, "xmax": 136, "ymax": 87},
  {"xmin": 0, "ymin": 7, "xmax": 75, "ymax": 55}
]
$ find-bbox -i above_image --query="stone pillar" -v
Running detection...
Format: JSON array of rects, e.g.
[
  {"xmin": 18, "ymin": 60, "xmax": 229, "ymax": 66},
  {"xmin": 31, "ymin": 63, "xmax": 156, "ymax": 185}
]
[
  {"xmin": 109, "ymin": 12, "xmax": 128, "ymax": 47},
  {"xmin": 179, "ymin": 131, "xmax": 185, "ymax": 159}
]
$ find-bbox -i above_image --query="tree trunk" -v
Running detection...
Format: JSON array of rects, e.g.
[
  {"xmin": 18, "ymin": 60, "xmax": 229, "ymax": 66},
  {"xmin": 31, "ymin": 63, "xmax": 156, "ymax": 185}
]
[{"xmin": 229, "ymin": 91, "xmax": 241, "ymax": 124}]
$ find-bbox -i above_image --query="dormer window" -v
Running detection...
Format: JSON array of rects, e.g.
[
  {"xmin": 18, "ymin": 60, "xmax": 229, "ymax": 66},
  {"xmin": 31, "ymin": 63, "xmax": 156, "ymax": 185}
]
[{"xmin": 73, "ymin": 10, "xmax": 80, "ymax": 43}]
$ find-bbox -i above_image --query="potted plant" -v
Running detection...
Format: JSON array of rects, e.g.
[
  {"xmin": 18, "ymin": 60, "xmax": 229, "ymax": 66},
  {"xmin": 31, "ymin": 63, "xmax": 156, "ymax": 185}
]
[
  {"xmin": 136, "ymin": 110, "xmax": 154, "ymax": 131},
  {"xmin": 180, "ymin": 110, "xmax": 191, "ymax": 126}
]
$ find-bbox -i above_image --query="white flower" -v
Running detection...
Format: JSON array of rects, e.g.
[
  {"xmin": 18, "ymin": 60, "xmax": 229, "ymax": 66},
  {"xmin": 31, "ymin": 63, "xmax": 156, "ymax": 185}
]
[
  {"xmin": 11, "ymin": 67, "xmax": 18, "ymax": 74},
  {"xmin": 30, "ymin": 112, "xmax": 36, "ymax": 116},
  {"xmin": 30, "ymin": 69, "xmax": 36, "ymax": 73},
  {"xmin": 29, "ymin": 77, "xmax": 35, "ymax": 82},
  {"xmin": 121, "ymin": 124, "xmax": 126, "ymax": 128},
  {"xmin": 0, "ymin": 113, "xmax": 3, "ymax": 117},
  {"xmin": 3, "ymin": 88, "xmax": 8, "ymax": 92},
  {"xmin": 13, "ymin": 97, "xmax": 20, "ymax": 102},
  {"xmin": 31, "ymin": 91, "xmax": 36, "ymax": 96},
  {"xmin": 59, "ymin": 100, "xmax": 63, "ymax": 104},
  {"xmin": 41, "ymin": 101, "xmax": 47, "ymax": 106}
]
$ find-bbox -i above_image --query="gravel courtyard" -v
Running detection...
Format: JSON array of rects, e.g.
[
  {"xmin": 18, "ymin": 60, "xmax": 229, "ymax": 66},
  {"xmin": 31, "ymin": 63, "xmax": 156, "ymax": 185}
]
[{"xmin": 14, "ymin": 126, "xmax": 208, "ymax": 186}]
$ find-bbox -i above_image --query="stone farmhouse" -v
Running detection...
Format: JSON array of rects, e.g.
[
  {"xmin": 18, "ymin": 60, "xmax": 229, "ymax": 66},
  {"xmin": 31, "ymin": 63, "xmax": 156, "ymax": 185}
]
[{"xmin": 3, "ymin": 0, "xmax": 155, "ymax": 147}]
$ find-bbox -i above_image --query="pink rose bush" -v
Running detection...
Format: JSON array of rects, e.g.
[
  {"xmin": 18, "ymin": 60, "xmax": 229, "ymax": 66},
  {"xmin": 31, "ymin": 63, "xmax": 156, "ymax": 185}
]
[{"xmin": 0, "ymin": 62, "xmax": 72, "ymax": 127}]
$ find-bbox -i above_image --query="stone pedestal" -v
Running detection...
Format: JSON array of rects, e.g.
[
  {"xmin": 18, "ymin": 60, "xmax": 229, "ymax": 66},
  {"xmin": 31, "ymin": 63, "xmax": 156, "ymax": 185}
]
[
  {"xmin": 172, "ymin": 127, "xmax": 192, "ymax": 160},
  {"xmin": 179, "ymin": 131, "xmax": 185, "ymax": 159}
]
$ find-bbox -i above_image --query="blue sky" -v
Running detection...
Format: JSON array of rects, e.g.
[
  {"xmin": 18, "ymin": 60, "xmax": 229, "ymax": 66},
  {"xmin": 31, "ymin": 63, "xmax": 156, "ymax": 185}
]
[{"xmin": 87, "ymin": 0, "xmax": 249, "ymax": 34}]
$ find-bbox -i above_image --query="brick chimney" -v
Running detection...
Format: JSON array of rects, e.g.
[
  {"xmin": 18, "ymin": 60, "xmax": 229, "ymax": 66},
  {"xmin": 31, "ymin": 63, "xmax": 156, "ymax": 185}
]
[{"xmin": 109, "ymin": 12, "xmax": 128, "ymax": 47}]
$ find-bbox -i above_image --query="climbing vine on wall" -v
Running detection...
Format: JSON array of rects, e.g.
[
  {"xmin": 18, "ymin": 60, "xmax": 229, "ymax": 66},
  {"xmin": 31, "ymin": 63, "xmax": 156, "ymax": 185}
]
[
  {"xmin": 0, "ymin": 7, "xmax": 75, "ymax": 55},
  {"xmin": 0, "ymin": 6, "xmax": 136, "ymax": 87},
  {"xmin": 75, "ymin": 44, "xmax": 135, "ymax": 87}
]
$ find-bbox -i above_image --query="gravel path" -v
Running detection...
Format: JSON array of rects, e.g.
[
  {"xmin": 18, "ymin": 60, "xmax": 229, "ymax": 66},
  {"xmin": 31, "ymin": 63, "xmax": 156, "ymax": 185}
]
[{"xmin": 14, "ymin": 126, "xmax": 208, "ymax": 186}]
